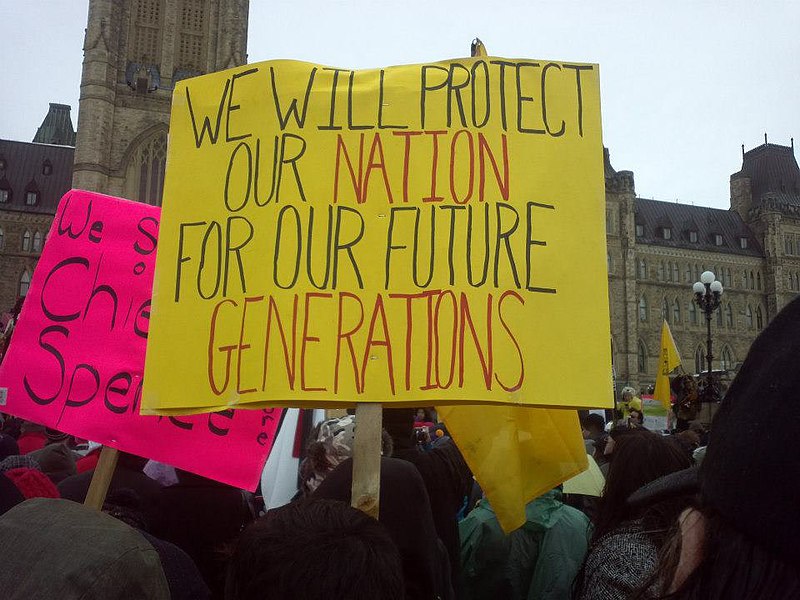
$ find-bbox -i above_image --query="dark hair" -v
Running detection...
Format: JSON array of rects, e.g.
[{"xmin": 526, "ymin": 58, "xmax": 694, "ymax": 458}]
[
  {"xmin": 583, "ymin": 413, "xmax": 606, "ymax": 433},
  {"xmin": 593, "ymin": 430, "xmax": 692, "ymax": 543},
  {"xmin": 643, "ymin": 506, "xmax": 800, "ymax": 599},
  {"xmin": 225, "ymin": 498, "xmax": 404, "ymax": 600}
]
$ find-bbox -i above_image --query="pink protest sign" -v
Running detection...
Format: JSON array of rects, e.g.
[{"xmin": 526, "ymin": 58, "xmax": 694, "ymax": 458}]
[{"xmin": 0, "ymin": 190, "xmax": 281, "ymax": 491}]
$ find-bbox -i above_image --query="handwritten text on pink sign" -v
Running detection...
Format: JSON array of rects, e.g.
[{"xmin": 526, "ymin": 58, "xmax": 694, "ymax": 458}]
[{"xmin": 0, "ymin": 190, "xmax": 281, "ymax": 491}]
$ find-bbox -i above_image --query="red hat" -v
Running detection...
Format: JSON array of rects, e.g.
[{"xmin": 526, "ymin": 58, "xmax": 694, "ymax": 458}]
[{"xmin": 4, "ymin": 468, "xmax": 59, "ymax": 500}]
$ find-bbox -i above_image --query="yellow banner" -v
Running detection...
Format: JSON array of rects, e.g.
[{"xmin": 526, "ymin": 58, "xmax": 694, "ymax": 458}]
[
  {"xmin": 654, "ymin": 319, "xmax": 682, "ymax": 410},
  {"xmin": 142, "ymin": 57, "xmax": 612, "ymax": 414}
]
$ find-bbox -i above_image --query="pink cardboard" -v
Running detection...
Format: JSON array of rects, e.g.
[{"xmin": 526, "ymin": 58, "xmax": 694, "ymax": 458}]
[{"xmin": 0, "ymin": 190, "xmax": 281, "ymax": 491}]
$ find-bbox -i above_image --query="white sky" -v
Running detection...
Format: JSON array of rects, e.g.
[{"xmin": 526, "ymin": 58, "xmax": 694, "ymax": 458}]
[{"xmin": 1, "ymin": 0, "xmax": 798, "ymax": 209}]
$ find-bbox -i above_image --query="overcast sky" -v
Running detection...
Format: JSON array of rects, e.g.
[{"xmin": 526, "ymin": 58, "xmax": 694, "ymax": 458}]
[{"xmin": 1, "ymin": 0, "xmax": 797, "ymax": 209}]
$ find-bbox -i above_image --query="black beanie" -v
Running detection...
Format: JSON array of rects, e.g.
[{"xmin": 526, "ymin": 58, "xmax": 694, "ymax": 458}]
[{"xmin": 698, "ymin": 295, "xmax": 800, "ymax": 567}]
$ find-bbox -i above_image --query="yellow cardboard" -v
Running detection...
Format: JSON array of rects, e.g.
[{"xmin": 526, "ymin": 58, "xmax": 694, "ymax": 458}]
[{"xmin": 142, "ymin": 57, "xmax": 612, "ymax": 414}]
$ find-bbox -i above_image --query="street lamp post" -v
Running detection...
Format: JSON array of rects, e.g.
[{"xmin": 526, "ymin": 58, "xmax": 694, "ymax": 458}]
[{"xmin": 693, "ymin": 271, "xmax": 724, "ymax": 403}]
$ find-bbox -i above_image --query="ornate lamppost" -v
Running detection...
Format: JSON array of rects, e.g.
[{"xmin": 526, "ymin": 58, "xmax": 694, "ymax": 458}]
[{"xmin": 693, "ymin": 270, "xmax": 724, "ymax": 403}]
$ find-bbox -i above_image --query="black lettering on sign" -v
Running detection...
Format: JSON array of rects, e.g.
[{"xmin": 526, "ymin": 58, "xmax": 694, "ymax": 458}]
[
  {"xmin": 41, "ymin": 257, "xmax": 89, "ymax": 322},
  {"xmin": 208, "ymin": 409, "xmax": 235, "ymax": 436},
  {"xmin": 134, "ymin": 217, "xmax": 159, "ymax": 255},
  {"xmin": 420, "ymin": 65, "xmax": 448, "ymax": 129},
  {"xmin": 175, "ymin": 221, "xmax": 207, "ymax": 302},
  {"xmin": 104, "ymin": 372, "xmax": 133, "ymax": 414},
  {"xmin": 23, "ymin": 325, "xmax": 68, "ymax": 405},
  {"xmin": 318, "ymin": 68, "xmax": 348, "ymax": 131},
  {"xmin": 65, "ymin": 364, "xmax": 100, "ymax": 408},
  {"xmin": 270, "ymin": 66, "xmax": 317, "ymax": 130},
  {"xmin": 563, "ymin": 64, "xmax": 593, "ymax": 137},
  {"xmin": 88, "ymin": 220, "xmax": 104, "ymax": 244},
  {"xmin": 57, "ymin": 196, "xmax": 93, "ymax": 239},
  {"xmin": 186, "ymin": 78, "xmax": 230, "ymax": 148},
  {"xmin": 226, "ymin": 68, "xmax": 258, "ymax": 142}
]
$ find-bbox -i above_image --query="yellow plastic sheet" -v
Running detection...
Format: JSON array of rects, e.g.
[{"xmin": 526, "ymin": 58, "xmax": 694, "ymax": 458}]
[{"xmin": 439, "ymin": 404, "xmax": 588, "ymax": 532}]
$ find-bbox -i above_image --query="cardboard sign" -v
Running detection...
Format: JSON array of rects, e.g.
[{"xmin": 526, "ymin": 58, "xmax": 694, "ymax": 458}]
[
  {"xmin": 0, "ymin": 191, "xmax": 281, "ymax": 490},
  {"xmin": 142, "ymin": 57, "xmax": 612, "ymax": 414}
]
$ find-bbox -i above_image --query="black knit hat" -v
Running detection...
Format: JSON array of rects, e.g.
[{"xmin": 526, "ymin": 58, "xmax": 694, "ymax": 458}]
[{"xmin": 629, "ymin": 295, "xmax": 800, "ymax": 568}]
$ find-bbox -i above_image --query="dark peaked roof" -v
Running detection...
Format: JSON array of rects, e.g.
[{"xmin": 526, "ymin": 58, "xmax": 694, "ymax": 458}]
[
  {"xmin": 634, "ymin": 198, "xmax": 763, "ymax": 257},
  {"xmin": 0, "ymin": 139, "xmax": 74, "ymax": 215},
  {"xmin": 32, "ymin": 104, "xmax": 76, "ymax": 146},
  {"xmin": 732, "ymin": 142, "xmax": 800, "ymax": 206}
]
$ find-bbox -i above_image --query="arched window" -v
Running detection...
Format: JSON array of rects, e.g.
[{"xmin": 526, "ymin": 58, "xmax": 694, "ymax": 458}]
[
  {"xmin": 673, "ymin": 262, "xmax": 679, "ymax": 282},
  {"xmin": 742, "ymin": 269, "xmax": 748, "ymax": 288},
  {"xmin": 0, "ymin": 227, "xmax": 4, "ymax": 249},
  {"xmin": 725, "ymin": 303, "xmax": 733, "ymax": 328},
  {"xmin": 716, "ymin": 306, "xmax": 723, "ymax": 326},
  {"xmin": 685, "ymin": 264, "xmax": 692, "ymax": 283},
  {"xmin": 756, "ymin": 306, "xmax": 764, "ymax": 330},
  {"xmin": 673, "ymin": 299, "xmax": 681, "ymax": 324},
  {"xmin": 638, "ymin": 259, "xmax": 647, "ymax": 279},
  {"xmin": 637, "ymin": 340, "xmax": 648, "ymax": 374},
  {"xmin": 749, "ymin": 271, "xmax": 755, "ymax": 290},
  {"xmin": 125, "ymin": 131, "xmax": 168, "ymax": 206},
  {"xmin": 19, "ymin": 270, "xmax": 31, "ymax": 297},
  {"xmin": 32, "ymin": 231, "xmax": 43, "ymax": 252},
  {"xmin": 789, "ymin": 272, "xmax": 795, "ymax": 291},
  {"xmin": 694, "ymin": 264, "xmax": 700, "ymax": 282},
  {"xmin": 639, "ymin": 296, "xmax": 648, "ymax": 321},
  {"xmin": 756, "ymin": 272, "xmax": 762, "ymax": 290},
  {"xmin": 695, "ymin": 346, "xmax": 705, "ymax": 374},
  {"xmin": 658, "ymin": 261, "xmax": 665, "ymax": 281},
  {"xmin": 727, "ymin": 268, "xmax": 732, "ymax": 288},
  {"xmin": 22, "ymin": 230, "xmax": 31, "ymax": 252},
  {"xmin": 720, "ymin": 346, "xmax": 735, "ymax": 371},
  {"xmin": 689, "ymin": 300, "xmax": 698, "ymax": 325},
  {"xmin": 745, "ymin": 305, "xmax": 753, "ymax": 328},
  {"xmin": 662, "ymin": 297, "xmax": 670, "ymax": 323},
  {"xmin": 795, "ymin": 273, "xmax": 800, "ymax": 292}
]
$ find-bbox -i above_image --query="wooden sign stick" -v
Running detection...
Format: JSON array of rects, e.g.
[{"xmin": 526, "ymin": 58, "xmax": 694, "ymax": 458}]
[
  {"xmin": 351, "ymin": 403, "xmax": 382, "ymax": 519},
  {"xmin": 84, "ymin": 446, "xmax": 119, "ymax": 510}
]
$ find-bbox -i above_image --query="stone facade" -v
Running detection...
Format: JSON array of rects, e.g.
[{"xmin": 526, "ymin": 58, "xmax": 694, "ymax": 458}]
[
  {"xmin": 72, "ymin": 0, "xmax": 249, "ymax": 201},
  {"xmin": 607, "ymin": 142, "xmax": 800, "ymax": 394},
  {"xmin": 0, "ymin": 108, "xmax": 76, "ymax": 312}
]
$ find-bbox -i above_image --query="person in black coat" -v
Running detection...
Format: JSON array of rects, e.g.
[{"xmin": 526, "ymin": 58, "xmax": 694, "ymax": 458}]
[
  {"xmin": 58, "ymin": 451, "xmax": 163, "ymax": 520},
  {"xmin": 152, "ymin": 469, "xmax": 254, "ymax": 599},
  {"xmin": 314, "ymin": 455, "xmax": 454, "ymax": 600}
]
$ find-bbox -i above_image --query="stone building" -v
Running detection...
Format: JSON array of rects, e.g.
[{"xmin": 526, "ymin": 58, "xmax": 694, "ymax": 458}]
[
  {"xmin": 0, "ymin": 104, "xmax": 76, "ymax": 312},
  {"xmin": 72, "ymin": 0, "xmax": 249, "ymax": 202},
  {"xmin": 606, "ymin": 140, "xmax": 800, "ymax": 393}
]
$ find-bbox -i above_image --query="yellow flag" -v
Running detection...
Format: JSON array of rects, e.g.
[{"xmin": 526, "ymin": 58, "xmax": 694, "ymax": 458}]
[
  {"xmin": 654, "ymin": 320, "xmax": 682, "ymax": 410},
  {"xmin": 437, "ymin": 405, "xmax": 588, "ymax": 532}
]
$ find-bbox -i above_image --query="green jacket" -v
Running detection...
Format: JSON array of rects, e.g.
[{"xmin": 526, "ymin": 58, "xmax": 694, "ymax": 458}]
[{"xmin": 459, "ymin": 490, "xmax": 590, "ymax": 600}]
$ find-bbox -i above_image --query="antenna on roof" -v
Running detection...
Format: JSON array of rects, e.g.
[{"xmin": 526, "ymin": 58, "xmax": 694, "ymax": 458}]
[
  {"xmin": 765, "ymin": 133, "xmax": 768, "ymax": 144},
  {"xmin": 742, "ymin": 144, "xmax": 745, "ymax": 157},
  {"xmin": 792, "ymin": 137, "xmax": 795, "ymax": 151}
]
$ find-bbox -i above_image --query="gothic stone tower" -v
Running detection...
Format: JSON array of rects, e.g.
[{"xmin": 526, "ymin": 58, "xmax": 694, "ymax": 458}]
[{"xmin": 72, "ymin": 0, "xmax": 249, "ymax": 204}]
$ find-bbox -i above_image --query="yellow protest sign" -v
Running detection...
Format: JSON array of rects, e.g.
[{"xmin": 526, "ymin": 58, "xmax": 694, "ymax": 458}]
[{"xmin": 142, "ymin": 57, "xmax": 612, "ymax": 414}]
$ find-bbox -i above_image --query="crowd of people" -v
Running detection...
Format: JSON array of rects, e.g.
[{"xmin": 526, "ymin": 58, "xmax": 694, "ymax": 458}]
[{"xmin": 2, "ymin": 297, "xmax": 800, "ymax": 599}]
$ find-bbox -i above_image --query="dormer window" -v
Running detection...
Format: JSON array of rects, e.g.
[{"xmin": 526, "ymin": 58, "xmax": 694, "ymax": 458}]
[
  {"xmin": 25, "ymin": 190, "xmax": 39, "ymax": 206},
  {"xmin": 689, "ymin": 231, "xmax": 698, "ymax": 243},
  {"xmin": 662, "ymin": 227, "xmax": 672, "ymax": 240},
  {"xmin": 42, "ymin": 160, "xmax": 53, "ymax": 176},
  {"xmin": 0, "ymin": 157, "xmax": 6, "ymax": 170},
  {"xmin": 740, "ymin": 237, "xmax": 748, "ymax": 249},
  {"xmin": 0, "ymin": 188, "xmax": 9, "ymax": 204},
  {"xmin": 715, "ymin": 234, "xmax": 723, "ymax": 246},
  {"xmin": 635, "ymin": 224, "xmax": 644, "ymax": 237}
]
